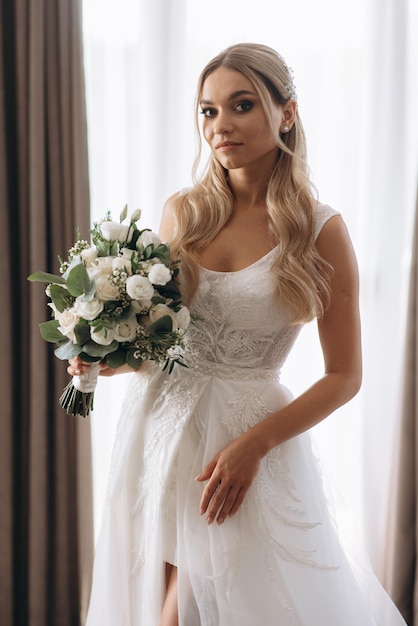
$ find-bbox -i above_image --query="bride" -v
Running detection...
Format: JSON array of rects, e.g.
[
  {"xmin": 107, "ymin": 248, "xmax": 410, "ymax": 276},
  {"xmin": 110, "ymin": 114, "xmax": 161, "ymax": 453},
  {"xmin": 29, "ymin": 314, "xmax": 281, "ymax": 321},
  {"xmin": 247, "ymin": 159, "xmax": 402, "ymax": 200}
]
[{"xmin": 69, "ymin": 43, "xmax": 406, "ymax": 625}]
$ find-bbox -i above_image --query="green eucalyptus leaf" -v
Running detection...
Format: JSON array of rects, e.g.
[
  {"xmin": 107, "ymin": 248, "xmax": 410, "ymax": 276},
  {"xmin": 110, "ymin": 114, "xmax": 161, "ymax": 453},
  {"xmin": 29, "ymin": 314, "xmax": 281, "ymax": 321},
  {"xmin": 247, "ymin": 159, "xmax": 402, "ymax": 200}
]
[
  {"xmin": 39, "ymin": 319, "xmax": 65, "ymax": 343},
  {"xmin": 130, "ymin": 229, "xmax": 140, "ymax": 248},
  {"xmin": 78, "ymin": 282, "xmax": 96, "ymax": 302},
  {"xmin": 151, "ymin": 295, "xmax": 166, "ymax": 306},
  {"xmin": 65, "ymin": 260, "xmax": 92, "ymax": 297},
  {"xmin": 106, "ymin": 349, "xmax": 127, "ymax": 369},
  {"xmin": 110, "ymin": 241, "xmax": 119, "ymax": 256},
  {"xmin": 156, "ymin": 281, "xmax": 181, "ymax": 300},
  {"xmin": 143, "ymin": 244, "xmax": 154, "ymax": 260},
  {"xmin": 28, "ymin": 271, "xmax": 66, "ymax": 285},
  {"xmin": 96, "ymin": 241, "xmax": 110, "ymax": 257},
  {"xmin": 126, "ymin": 351, "xmax": 143, "ymax": 370},
  {"xmin": 74, "ymin": 322, "xmax": 91, "ymax": 346},
  {"xmin": 49, "ymin": 284, "xmax": 73, "ymax": 312},
  {"xmin": 82, "ymin": 339, "xmax": 119, "ymax": 358},
  {"xmin": 77, "ymin": 352, "xmax": 101, "ymax": 363},
  {"xmin": 54, "ymin": 341, "xmax": 82, "ymax": 360},
  {"xmin": 151, "ymin": 244, "xmax": 170, "ymax": 265},
  {"xmin": 148, "ymin": 315, "xmax": 173, "ymax": 335},
  {"xmin": 62, "ymin": 256, "xmax": 80, "ymax": 280}
]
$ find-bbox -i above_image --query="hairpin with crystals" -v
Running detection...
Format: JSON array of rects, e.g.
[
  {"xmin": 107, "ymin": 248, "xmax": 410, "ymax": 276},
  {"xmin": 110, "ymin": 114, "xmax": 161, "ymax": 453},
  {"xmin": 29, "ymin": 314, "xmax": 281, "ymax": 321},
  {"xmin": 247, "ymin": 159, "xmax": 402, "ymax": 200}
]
[{"xmin": 278, "ymin": 53, "xmax": 297, "ymax": 101}]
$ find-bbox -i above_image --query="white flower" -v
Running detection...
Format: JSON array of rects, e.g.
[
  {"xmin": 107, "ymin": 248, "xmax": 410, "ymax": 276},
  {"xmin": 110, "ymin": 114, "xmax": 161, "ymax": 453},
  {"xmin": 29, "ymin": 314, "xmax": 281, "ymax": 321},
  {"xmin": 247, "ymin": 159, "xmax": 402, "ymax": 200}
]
[
  {"xmin": 130, "ymin": 208, "xmax": 141, "ymax": 223},
  {"xmin": 148, "ymin": 263, "xmax": 171, "ymax": 286},
  {"xmin": 90, "ymin": 325, "xmax": 115, "ymax": 346},
  {"xmin": 120, "ymin": 247, "xmax": 135, "ymax": 260},
  {"xmin": 94, "ymin": 276, "xmax": 121, "ymax": 301},
  {"xmin": 80, "ymin": 246, "xmax": 98, "ymax": 267},
  {"xmin": 176, "ymin": 306, "xmax": 190, "ymax": 330},
  {"xmin": 138, "ymin": 230, "xmax": 161, "ymax": 249},
  {"xmin": 57, "ymin": 307, "xmax": 80, "ymax": 342},
  {"xmin": 74, "ymin": 297, "xmax": 104, "ymax": 321},
  {"xmin": 100, "ymin": 221, "xmax": 133, "ymax": 243},
  {"xmin": 126, "ymin": 275, "xmax": 154, "ymax": 301},
  {"xmin": 112, "ymin": 256, "xmax": 132, "ymax": 275},
  {"xmin": 149, "ymin": 303, "xmax": 177, "ymax": 328},
  {"xmin": 113, "ymin": 316, "xmax": 137, "ymax": 342},
  {"xmin": 90, "ymin": 256, "xmax": 115, "ymax": 278}
]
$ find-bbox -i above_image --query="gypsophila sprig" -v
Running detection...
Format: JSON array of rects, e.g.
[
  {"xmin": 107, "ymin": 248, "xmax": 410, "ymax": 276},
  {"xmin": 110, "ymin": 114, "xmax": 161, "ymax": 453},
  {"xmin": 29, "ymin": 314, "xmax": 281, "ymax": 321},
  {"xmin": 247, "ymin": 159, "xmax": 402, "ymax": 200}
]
[{"xmin": 28, "ymin": 206, "xmax": 190, "ymax": 417}]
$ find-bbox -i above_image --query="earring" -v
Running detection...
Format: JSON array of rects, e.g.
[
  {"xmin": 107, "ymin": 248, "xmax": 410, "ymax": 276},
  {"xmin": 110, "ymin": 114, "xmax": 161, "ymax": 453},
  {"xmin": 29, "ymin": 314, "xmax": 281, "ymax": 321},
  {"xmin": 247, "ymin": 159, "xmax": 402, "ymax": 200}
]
[{"xmin": 282, "ymin": 125, "xmax": 290, "ymax": 133}]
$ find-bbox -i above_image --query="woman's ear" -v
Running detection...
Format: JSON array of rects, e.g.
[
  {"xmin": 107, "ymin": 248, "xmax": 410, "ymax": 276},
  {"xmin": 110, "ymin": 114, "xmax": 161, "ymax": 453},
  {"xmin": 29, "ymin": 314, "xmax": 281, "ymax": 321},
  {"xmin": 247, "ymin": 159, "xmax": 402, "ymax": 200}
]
[{"xmin": 281, "ymin": 100, "xmax": 297, "ymax": 131}]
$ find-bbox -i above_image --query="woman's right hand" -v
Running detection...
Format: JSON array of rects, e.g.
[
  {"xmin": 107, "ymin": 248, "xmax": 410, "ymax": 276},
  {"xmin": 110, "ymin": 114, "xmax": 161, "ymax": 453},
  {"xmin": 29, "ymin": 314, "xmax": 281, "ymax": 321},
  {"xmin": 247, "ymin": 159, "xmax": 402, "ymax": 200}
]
[
  {"xmin": 67, "ymin": 356, "xmax": 134, "ymax": 377},
  {"xmin": 67, "ymin": 356, "xmax": 91, "ymax": 377}
]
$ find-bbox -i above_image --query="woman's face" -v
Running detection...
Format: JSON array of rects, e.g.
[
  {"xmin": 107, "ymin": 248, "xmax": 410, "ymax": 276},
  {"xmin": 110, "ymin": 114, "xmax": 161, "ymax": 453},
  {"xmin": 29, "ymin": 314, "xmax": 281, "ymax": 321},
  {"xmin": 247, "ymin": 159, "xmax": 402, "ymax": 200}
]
[{"xmin": 200, "ymin": 67, "xmax": 283, "ymax": 175}]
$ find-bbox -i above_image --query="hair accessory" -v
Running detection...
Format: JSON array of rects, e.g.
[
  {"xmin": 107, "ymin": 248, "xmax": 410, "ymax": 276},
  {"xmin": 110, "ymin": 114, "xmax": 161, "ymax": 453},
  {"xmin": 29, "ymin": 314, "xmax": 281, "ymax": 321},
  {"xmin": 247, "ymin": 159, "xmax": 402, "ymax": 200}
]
[
  {"xmin": 282, "ymin": 125, "xmax": 290, "ymax": 133},
  {"xmin": 278, "ymin": 53, "xmax": 297, "ymax": 100}
]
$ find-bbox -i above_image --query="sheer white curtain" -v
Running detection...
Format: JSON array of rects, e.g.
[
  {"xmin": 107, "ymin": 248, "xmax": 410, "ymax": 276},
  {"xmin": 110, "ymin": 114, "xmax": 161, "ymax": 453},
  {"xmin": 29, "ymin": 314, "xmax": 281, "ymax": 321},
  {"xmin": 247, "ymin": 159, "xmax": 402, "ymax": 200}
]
[{"xmin": 82, "ymin": 0, "xmax": 418, "ymax": 579}]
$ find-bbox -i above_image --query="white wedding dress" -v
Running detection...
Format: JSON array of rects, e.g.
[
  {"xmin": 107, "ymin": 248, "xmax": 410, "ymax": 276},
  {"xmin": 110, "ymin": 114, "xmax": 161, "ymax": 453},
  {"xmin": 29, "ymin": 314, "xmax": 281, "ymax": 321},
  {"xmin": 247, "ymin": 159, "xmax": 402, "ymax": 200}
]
[{"xmin": 86, "ymin": 204, "xmax": 406, "ymax": 626}]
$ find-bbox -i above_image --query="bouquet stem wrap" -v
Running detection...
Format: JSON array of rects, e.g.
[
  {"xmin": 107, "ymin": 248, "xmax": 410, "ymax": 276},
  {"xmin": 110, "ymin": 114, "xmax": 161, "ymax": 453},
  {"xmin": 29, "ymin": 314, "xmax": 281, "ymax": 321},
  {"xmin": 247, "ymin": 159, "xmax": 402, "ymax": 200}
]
[{"xmin": 59, "ymin": 363, "xmax": 100, "ymax": 417}]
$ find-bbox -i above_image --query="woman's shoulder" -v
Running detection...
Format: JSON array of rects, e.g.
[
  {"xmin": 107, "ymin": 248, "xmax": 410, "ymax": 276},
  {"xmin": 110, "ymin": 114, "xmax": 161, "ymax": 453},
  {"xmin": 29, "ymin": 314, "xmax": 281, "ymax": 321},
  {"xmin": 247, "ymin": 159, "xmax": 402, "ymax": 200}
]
[
  {"xmin": 159, "ymin": 187, "xmax": 195, "ymax": 241},
  {"xmin": 313, "ymin": 203, "xmax": 340, "ymax": 240}
]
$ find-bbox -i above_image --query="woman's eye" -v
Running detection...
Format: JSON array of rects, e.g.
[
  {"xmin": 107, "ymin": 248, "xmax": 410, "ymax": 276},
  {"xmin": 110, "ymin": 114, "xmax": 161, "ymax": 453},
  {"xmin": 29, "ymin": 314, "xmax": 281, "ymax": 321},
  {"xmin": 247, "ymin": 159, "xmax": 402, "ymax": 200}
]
[
  {"xmin": 235, "ymin": 101, "xmax": 253, "ymax": 112},
  {"xmin": 200, "ymin": 108, "xmax": 216, "ymax": 118}
]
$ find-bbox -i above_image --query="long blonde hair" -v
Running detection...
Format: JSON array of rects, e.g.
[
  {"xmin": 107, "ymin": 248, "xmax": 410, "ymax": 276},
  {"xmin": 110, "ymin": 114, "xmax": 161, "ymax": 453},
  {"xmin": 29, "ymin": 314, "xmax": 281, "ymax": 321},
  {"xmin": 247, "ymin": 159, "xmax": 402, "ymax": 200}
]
[{"xmin": 170, "ymin": 43, "xmax": 331, "ymax": 322}]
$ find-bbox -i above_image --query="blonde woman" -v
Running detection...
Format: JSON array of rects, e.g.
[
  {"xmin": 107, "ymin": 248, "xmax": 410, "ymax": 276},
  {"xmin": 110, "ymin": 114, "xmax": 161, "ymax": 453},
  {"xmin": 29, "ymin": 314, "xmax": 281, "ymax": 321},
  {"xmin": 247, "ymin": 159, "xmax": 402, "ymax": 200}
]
[{"xmin": 70, "ymin": 44, "xmax": 406, "ymax": 625}]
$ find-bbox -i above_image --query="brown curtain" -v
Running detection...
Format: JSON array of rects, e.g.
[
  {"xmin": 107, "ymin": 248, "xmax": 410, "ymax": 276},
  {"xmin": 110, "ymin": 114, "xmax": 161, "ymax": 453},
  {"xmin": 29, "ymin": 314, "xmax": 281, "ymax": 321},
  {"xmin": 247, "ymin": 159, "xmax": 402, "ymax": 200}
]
[
  {"xmin": 385, "ymin": 187, "xmax": 418, "ymax": 626},
  {"xmin": 0, "ymin": 1, "xmax": 93, "ymax": 624}
]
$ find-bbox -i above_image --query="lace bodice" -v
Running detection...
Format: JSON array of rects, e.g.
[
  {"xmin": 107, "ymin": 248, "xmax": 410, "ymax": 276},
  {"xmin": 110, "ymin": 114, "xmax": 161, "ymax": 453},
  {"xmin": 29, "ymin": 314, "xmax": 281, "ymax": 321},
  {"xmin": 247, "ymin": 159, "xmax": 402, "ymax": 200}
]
[{"xmin": 185, "ymin": 204, "xmax": 338, "ymax": 375}]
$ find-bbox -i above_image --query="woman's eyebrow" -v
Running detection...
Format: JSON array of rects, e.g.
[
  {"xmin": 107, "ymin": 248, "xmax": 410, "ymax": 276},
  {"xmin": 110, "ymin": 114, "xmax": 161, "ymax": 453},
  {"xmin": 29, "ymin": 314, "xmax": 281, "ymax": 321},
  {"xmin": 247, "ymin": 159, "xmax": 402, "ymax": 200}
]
[{"xmin": 200, "ymin": 89, "xmax": 257, "ymax": 105}]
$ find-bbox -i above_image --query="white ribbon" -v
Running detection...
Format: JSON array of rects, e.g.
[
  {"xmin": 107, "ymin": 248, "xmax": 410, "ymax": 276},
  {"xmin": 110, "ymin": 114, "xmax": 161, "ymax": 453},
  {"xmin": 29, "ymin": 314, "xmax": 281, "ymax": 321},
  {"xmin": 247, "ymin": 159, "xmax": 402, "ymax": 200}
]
[{"xmin": 73, "ymin": 362, "xmax": 100, "ymax": 393}]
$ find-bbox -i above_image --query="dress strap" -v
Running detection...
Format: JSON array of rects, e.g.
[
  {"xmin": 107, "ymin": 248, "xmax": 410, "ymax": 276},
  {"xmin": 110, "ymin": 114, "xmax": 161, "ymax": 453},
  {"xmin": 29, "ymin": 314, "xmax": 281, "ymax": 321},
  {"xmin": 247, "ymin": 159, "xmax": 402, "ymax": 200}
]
[{"xmin": 314, "ymin": 204, "xmax": 340, "ymax": 240}]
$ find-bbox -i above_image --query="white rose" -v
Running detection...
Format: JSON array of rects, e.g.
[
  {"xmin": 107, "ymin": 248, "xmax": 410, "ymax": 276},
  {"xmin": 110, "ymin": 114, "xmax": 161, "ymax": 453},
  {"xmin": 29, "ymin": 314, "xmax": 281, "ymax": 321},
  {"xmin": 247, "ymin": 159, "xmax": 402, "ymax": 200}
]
[
  {"xmin": 149, "ymin": 303, "xmax": 177, "ymax": 329},
  {"xmin": 90, "ymin": 256, "xmax": 114, "ymax": 278},
  {"xmin": 57, "ymin": 307, "xmax": 80, "ymax": 342},
  {"xmin": 100, "ymin": 221, "xmax": 133, "ymax": 243},
  {"xmin": 80, "ymin": 246, "xmax": 98, "ymax": 267},
  {"xmin": 138, "ymin": 230, "xmax": 161, "ymax": 249},
  {"xmin": 95, "ymin": 275, "xmax": 121, "ymax": 301},
  {"xmin": 126, "ymin": 275, "xmax": 154, "ymax": 301},
  {"xmin": 90, "ymin": 325, "xmax": 115, "ymax": 346},
  {"xmin": 74, "ymin": 297, "xmax": 104, "ymax": 321},
  {"xmin": 176, "ymin": 306, "xmax": 191, "ymax": 330},
  {"xmin": 148, "ymin": 263, "xmax": 171, "ymax": 286},
  {"xmin": 112, "ymin": 256, "xmax": 132, "ymax": 275},
  {"xmin": 113, "ymin": 316, "xmax": 137, "ymax": 342}
]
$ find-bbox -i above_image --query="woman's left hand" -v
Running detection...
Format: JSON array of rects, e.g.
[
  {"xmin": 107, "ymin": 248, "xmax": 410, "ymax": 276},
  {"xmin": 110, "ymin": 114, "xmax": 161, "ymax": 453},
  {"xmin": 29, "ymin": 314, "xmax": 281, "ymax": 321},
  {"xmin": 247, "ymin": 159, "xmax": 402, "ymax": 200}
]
[{"xmin": 195, "ymin": 432, "xmax": 264, "ymax": 525}]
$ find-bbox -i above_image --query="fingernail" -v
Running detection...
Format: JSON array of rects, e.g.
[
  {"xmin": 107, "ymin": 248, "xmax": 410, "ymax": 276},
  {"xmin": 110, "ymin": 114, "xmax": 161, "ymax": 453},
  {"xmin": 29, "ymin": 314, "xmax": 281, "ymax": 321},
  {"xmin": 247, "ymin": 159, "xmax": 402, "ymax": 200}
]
[{"xmin": 206, "ymin": 516, "xmax": 213, "ymax": 525}]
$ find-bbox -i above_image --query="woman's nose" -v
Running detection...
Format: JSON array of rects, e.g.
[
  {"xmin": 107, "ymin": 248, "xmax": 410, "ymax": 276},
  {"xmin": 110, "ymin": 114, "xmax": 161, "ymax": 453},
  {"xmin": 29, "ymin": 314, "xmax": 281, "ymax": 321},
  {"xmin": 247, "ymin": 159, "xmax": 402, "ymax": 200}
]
[{"xmin": 213, "ymin": 110, "xmax": 233, "ymax": 135}]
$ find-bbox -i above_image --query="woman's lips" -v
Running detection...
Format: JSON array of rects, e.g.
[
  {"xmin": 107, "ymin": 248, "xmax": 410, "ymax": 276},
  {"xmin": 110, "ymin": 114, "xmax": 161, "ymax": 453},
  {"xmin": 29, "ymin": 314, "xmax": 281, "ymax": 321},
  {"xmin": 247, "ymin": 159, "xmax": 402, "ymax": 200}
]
[{"xmin": 215, "ymin": 141, "xmax": 242, "ymax": 152}]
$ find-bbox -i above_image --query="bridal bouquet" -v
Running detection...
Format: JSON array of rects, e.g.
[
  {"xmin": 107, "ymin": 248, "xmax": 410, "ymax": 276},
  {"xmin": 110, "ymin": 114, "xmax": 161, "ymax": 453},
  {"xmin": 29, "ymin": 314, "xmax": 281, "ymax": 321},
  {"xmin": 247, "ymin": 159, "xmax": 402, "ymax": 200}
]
[{"xmin": 28, "ymin": 206, "xmax": 190, "ymax": 417}]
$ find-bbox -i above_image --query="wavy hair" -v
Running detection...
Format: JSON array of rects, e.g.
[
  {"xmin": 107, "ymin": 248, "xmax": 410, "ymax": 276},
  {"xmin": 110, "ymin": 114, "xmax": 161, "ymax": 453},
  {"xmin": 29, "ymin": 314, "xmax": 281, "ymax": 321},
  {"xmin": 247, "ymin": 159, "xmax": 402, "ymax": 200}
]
[{"xmin": 170, "ymin": 43, "xmax": 331, "ymax": 322}]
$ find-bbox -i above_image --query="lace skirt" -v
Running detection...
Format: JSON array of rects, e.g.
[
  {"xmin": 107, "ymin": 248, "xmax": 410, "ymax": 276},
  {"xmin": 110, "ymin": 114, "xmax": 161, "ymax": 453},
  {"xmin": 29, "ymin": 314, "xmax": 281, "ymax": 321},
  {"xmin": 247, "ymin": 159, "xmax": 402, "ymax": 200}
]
[{"xmin": 85, "ymin": 360, "xmax": 406, "ymax": 626}]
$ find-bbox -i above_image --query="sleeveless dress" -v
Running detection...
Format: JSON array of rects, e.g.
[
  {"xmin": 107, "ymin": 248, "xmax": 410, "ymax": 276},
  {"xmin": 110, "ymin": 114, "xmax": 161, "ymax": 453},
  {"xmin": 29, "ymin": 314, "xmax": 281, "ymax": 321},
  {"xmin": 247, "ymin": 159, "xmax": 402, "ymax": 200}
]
[{"xmin": 85, "ymin": 204, "xmax": 406, "ymax": 626}]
